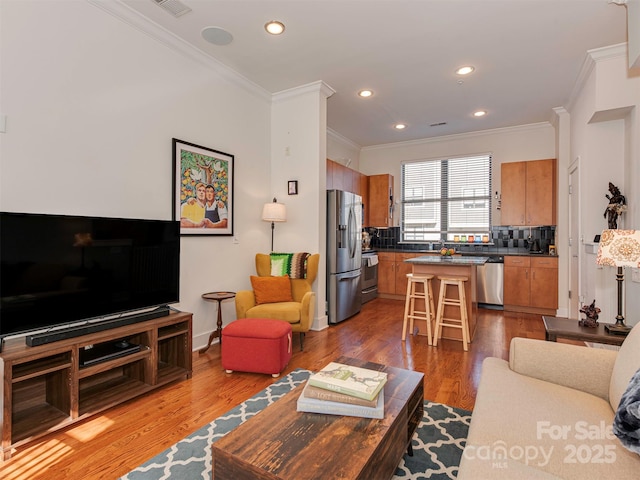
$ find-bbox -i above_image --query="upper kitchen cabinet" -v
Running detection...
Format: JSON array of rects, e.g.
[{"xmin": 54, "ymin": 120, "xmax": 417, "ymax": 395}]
[
  {"xmin": 326, "ymin": 159, "xmax": 364, "ymax": 196},
  {"xmin": 500, "ymin": 159, "xmax": 556, "ymax": 226},
  {"xmin": 326, "ymin": 159, "xmax": 336, "ymax": 190},
  {"xmin": 368, "ymin": 174, "xmax": 394, "ymax": 227}
]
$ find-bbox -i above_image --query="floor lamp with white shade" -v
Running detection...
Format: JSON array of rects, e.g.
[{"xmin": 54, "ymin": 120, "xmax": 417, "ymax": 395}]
[{"xmin": 262, "ymin": 198, "xmax": 287, "ymax": 252}]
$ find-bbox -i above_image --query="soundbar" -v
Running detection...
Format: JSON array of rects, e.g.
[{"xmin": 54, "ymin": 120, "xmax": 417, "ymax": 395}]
[
  {"xmin": 79, "ymin": 341, "xmax": 142, "ymax": 368},
  {"xmin": 25, "ymin": 306, "xmax": 171, "ymax": 347}
]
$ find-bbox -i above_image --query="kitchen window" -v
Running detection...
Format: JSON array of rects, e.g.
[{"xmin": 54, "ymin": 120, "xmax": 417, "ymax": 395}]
[{"xmin": 401, "ymin": 154, "xmax": 491, "ymax": 242}]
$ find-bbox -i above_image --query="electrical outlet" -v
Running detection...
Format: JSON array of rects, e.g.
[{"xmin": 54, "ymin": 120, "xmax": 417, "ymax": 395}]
[{"xmin": 632, "ymin": 268, "xmax": 640, "ymax": 283}]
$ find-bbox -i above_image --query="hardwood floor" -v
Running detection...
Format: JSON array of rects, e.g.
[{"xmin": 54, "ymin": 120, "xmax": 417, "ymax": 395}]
[{"xmin": 0, "ymin": 299, "xmax": 546, "ymax": 480}]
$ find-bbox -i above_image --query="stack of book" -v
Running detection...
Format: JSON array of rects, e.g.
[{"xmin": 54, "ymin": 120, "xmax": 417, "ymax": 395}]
[{"xmin": 296, "ymin": 361, "xmax": 387, "ymax": 419}]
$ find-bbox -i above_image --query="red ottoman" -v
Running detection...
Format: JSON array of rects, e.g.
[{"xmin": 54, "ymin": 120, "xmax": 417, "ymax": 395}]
[{"xmin": 222, "ymin": 318, "xmax": 292, "ymax": 377}]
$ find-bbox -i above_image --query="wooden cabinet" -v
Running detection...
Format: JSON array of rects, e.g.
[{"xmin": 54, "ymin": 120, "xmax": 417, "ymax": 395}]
[
  {"xmin": 377, "ymin": 252, "xmax": 422, "ymax": 296},
  {"xmin": 504, "ymin": 256, "xmax": 558, "ymax": 314},
  {"xmin": 377, "ymin": 252, "xmax": 396, "ymax": 295},
  {"xmin": 395, "ymin": 253, "xmax": 418, "ymax": 295},
  {"xmin": 326, "ymin": 159, "xmax": 336, "ymax": 190},
  {"xmin": 368, "ymin": 174, "xmax": 394, "ymax": 227},
  {"xmin": 326, "ymin": 159, "xmax": 365, "ymax": 197},
  {"xmin": 501, "ymin": 162, "xmax": 526, "ymax": 225},
  {"xmin": 360, "ymin": 174, "xmax": 369, "ymax": 226},
  {"xmin": 1, "ymin": 311, "xmax": 192, "ymax": 460},
  {"xmin": 504, "ymin": 256, "xmax": 530, "ymax": 307},
  {"xmin": 327, "ymin": 159, "xmax": 348, "ymax": 191},
  {"xmin": 501, "ymin": 159, "xmax": 556, "ymax": 226}
]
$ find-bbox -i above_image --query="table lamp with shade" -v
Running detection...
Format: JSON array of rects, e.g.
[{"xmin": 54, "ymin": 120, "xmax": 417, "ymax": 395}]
[
  {"xmin": 596, "ymin": 229, "xmax": 640, "ymax": 335},
  {"xmin": 262, "ymin": 197, "xmax": 287, "ymax": 252}
]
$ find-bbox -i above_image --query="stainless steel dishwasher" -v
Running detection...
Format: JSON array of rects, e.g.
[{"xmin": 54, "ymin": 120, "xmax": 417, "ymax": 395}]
[{"xmin": 477, "ymin": 256, "xmax": 504, "ymax": 308}]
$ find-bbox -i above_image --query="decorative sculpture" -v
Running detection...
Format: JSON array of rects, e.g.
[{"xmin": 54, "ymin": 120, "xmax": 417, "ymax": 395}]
[
  {"xmin": 579, "ymin": 299, "xmax": 601, "ymax": 328},
  {"xmin": 604, "ymin": 182, "xmax": 626, "ymax": 229}
]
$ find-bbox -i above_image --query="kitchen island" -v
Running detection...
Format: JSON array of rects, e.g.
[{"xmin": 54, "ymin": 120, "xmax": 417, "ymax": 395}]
[{"xmin": 405, "ymin": 255, "xmax": 489, "ymax": 342}]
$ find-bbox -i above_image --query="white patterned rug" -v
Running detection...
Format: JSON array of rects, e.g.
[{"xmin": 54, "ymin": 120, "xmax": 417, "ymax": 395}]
[{"xmin": 122, "ymin": 369, "xmax": 471, "ymax": 480}]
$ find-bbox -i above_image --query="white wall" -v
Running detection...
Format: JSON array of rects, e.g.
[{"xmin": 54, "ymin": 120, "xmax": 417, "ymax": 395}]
[
  {"xmin": 327, "ymin": 128, "xmax": 361, "ymax": 171},
  {"xmin": 0, "ymin": 0, "xmax": 274, "ymax": 348},
  {"xmin": 271, "ymin": 81, "xmax": 335, "ymax": 330},
  {"xmin": 568, "ymin": 44, "xmax": 640, "ymax": 326}
]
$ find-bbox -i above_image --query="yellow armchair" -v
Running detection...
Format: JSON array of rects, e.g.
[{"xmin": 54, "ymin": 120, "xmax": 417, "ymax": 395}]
[{"xmin": 235, "ymin": 253, "xmax": 319, "ymax": 350}]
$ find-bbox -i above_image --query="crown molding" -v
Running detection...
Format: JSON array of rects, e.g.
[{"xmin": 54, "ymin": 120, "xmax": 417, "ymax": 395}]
[
  {"xmin": 566, "ymin": 43, "xmax": 627, "ymax": 112},
  {"xmin": 361, "ymin": 122, "xmax": 552, "ymax": 152},
  {"xmin": 589, "ymin": 42, "xmax": 627, "ymax": 62},
  {"xmin": 272, "ymin": 81, "xmax": 336, "ymax": 103},
  {"xmin": 87, "ymin": 0, "xmax": 271, "ymax": 103},
  {"xmin": 550, "ymin": 106, "xmax": 569, "ymax": 128},
  {"xmin": 327, "ymin": 128, "xmax": 361, "ymax": 150}
]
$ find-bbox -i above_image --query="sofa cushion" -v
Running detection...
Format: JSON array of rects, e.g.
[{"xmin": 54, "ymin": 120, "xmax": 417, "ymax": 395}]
[
  {"xmin": 613, "ymin": 366, "xmax": 640, "ymax": 454},
  {"xmin": 459, "ymin": 357, "xmax": 639, "ymax": 479},
  {"xmin": 610, "ymin": 323, "xmax": 640, "ymax": 411},
  {"xmin": 246, "ymin": 302, "xmax": 301, "ymax": 323},
  {"xmin": 509, "ymin": 337, "xmax": 616, "ymax": 401},
  {"xmin": 250, "ymin": 276, "xmax": 294, "ymax": 304}
]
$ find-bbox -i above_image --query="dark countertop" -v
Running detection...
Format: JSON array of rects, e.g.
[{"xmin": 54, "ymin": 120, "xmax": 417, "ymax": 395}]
[
  {"xmin": 372, "ymin": 248, "xmax": 557, "ymax": 258},
  {"xmin": 405, "ymin": 255, "xmax": 490, "ymax": 266}
]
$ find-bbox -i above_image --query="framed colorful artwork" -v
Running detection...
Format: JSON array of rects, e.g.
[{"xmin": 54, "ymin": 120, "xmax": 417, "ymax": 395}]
[{"xmin": 172, "ymin": 138, "xmax": 234, "ymax": 236}]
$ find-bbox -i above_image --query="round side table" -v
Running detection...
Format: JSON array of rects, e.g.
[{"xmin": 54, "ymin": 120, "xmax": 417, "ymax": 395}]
[{"xmin": 200, "ymin": 291, "xmax": 236, "ymax": 353}]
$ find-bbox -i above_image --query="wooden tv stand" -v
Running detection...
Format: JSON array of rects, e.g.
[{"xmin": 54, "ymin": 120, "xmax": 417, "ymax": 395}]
[{"xmin": 0, "ymin": 311, "xmax": 192, "ymax": 460}]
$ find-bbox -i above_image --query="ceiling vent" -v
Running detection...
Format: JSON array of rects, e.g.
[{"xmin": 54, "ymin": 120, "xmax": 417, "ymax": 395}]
[
  {"xmin": 152, "ymin": 0, "xmax": 192, "ymax": 17},
  {"xmin": 430, "ymin": 122, "xmax": 447, "ymax": 127}
]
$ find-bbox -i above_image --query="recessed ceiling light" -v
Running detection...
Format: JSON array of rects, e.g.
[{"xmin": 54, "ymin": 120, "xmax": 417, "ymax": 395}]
[
  {"xmin": 456, "ymin": 66, "xmax": 475, "ymax": 75},
  {"xmin": 473, "ymin": 110, "xmax": 487, "ymax": 117},
  {"xmin": 358, "ymin": 89, "xmax": 373, "ymax": 98},
  {"xmin": 265, "ymin": 21, "xmax": 285, "ymax": 35},
  {"xmin": 394, "ymin": 123, "xmax": 407, "ymax": 130}
]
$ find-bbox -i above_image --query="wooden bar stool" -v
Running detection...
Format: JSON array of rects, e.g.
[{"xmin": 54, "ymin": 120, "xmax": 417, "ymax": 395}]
[
  {"xmin": 402, "ymin": 273, "xmax": 435, "ymax": 344},
  {"xmin": 433, "ymin": 275, "xmax": 470, "ymax": 351}
]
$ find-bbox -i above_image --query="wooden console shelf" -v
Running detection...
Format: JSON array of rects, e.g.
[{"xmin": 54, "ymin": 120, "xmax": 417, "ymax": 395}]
[{"xmin": 0, "ymin": 311, "xmax": 192, "ymax": 460}]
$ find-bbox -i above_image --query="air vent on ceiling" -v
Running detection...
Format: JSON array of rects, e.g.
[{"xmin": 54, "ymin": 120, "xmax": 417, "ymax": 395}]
[
  {"xmin": 152, "ymin": 0, "xmax": 192, "ymax": 17},
  {"xmin": 430, "ymin": 122, "xmax": 447, "ymax": 127}
]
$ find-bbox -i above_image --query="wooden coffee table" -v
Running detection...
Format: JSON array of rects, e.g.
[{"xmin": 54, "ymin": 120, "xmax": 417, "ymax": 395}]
[
  {"xmin": 211, "ymin": 356, "xmax": 424, "ymax": 480},
  {"xmin": 542, "ymin": 315, "xmax": 626, "ymax": 346}
]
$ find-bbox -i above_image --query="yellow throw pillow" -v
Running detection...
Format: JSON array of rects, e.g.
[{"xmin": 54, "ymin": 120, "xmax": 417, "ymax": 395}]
[{"xmin": 250, "ymin": 276, "xmax": 294, "ymax": 304}]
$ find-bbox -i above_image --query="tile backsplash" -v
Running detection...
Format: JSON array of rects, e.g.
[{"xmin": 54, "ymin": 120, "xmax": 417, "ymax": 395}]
[{"xmin": 365, "ymin": 225, "xmax": 557, "ymax": 255}]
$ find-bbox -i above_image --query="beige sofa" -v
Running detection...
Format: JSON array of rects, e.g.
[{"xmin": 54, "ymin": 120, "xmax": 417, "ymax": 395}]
[{"xmin": 458, "ymin": 322, "xmax": 640, "ymax": 479}]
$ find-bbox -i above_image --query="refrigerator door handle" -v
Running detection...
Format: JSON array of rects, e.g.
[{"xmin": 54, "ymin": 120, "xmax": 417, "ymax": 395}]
[{"xmin": 347, "ymin": 207, "xmax": 356, "ymax": 259}]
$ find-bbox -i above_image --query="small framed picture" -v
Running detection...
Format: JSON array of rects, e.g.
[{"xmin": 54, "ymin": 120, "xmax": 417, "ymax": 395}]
[
  {"xmin": 549, "ymin": 245, "xmax": 557, "ymax": 256},
  {"xmin": 288, "ymin": 180, "xmax": 298, "ymax": 195}
]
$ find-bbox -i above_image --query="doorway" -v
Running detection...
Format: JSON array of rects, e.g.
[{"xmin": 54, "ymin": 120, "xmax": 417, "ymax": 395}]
[{"xmin": 568, "ymin": 159, "xmax": 580, "ymax": 319}]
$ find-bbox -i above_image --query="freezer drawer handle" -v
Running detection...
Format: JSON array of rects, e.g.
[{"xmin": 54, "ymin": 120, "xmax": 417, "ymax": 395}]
[{"xmin": 339, "ymin": 271, "xmax": 361, "ymax": 280}]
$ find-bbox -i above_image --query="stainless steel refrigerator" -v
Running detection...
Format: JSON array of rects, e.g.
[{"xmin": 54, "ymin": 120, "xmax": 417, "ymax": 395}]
[{"xmin": 327, "ymin": 190, "xmax": 362, "ymax": 324}]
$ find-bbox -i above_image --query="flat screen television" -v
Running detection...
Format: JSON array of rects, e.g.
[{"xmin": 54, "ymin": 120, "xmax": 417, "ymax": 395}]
[{"xmin": 0, "ymin": 212, "xmax": 180, "ymax": 345}]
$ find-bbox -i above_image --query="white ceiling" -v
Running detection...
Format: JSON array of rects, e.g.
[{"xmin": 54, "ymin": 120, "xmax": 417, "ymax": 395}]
[{"xmin": 121, "ymin": 0, "xmax": 628, "ymax": 147}]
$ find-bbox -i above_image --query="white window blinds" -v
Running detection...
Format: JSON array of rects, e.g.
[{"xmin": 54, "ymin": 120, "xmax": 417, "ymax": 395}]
[{"xmin": 401, "ymin": 155, "xmax": 491, "ymax": 242}]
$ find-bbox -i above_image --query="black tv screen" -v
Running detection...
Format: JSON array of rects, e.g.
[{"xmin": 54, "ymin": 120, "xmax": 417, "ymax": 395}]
[{"xmin": 0, "ymin": 212, "xmax": 180, "ymax": 340}]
